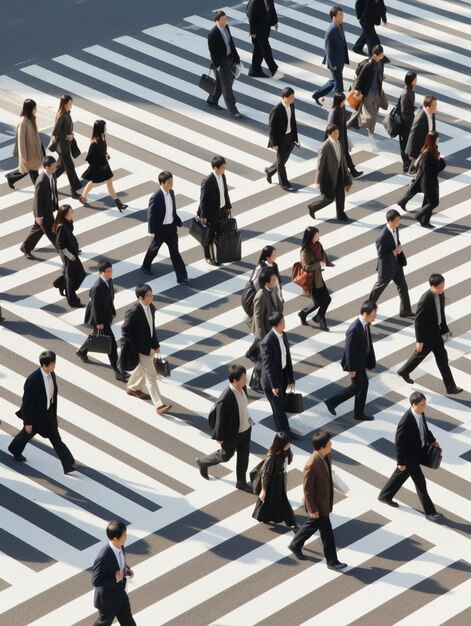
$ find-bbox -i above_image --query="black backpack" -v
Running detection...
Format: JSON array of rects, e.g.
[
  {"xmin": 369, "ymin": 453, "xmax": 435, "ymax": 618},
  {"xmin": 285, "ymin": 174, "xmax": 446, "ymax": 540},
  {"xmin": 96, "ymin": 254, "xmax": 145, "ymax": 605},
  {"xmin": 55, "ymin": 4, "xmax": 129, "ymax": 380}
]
[{"xmin": 241, "ymin": 268, "xmax": 257, "ymax": 317}]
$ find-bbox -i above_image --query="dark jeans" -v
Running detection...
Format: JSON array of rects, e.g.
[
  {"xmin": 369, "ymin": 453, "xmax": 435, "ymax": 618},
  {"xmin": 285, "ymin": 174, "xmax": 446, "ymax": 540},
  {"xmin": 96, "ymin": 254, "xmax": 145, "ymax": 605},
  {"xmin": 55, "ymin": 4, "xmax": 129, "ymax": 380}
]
[
  {"xmin": 379, "ymin": 457, "xmax": 436, "ymax": 515},
  {"xmin": 142, "ymin": 225, "xmax": 187, "ymax": 282},
  {"xmin": 398, "ymin": 338, "xmax": 456, "ymax": 392},
  {"xmin": 290, "ymin": 514, "xmax": 338, "ymax": 564},
  {"xmin": 328, "ymin": 369, "xmax": 369, "ymax": 417},
  {"xmin": 354, "ymin": 19, "xmax": 380, "ymax": 55},
  {"xmin": 369, "ymin": 263, "xmax": 412, "ymax": 315},
  {"xmin": 266, "ymin": 131, "xmax": 295, "ymax": 187},
  {"xmin": 22, "ymin": 219, "xmax": 58, "ymax": 254},
  {"xmin": 207, "ymin": 54, "xmax": 237, "ymax": 114},
  {"xmin": 308, "ymin": 171, "xmax": 345, "ymax": 218},
  {"xmin": 78, "ymin": 323, "xmax": 119, "ymax": 372},
  {"xmin": 9, "ymin": 423, "xmax": 75, "ymax": 471},
  {"xmin": 264, "ymin": 368, "xmax": 291, "ymax": 434},
  {"xmin": 313, "ymin": 67, "xmax": 344, "ymax": 100},
  {"xmin": 250, "ymin": 27, "xmax": 278, "ymax": 75},
  {"xmin": 93, "ymin": 594, "xmax": 136, "ymax": 626},
  {"xmin": 56, "ymin": 148, "xmax": 82, "ymax": 192},
  {"xmin": 6, "ymin": 169, "xmax": 38, "ymax": 186},
  {"xmin": 198, "ymin": 426, "xmax": 251, "ymax": 482},
  {"xmin": 302, "ymin": 284, "xmax": 331, "ymax": 320}
]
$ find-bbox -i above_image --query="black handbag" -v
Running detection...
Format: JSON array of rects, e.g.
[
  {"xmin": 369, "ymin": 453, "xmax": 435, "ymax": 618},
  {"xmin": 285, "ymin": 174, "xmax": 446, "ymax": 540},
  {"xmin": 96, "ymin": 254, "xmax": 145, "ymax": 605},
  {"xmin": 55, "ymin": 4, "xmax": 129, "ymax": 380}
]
[
  {"xmin": 199, "ymin": 68, "xmax": 216, "ymax": 95},
  {"xmin": 383, "ymin": 106, "xmax": 402, "ymax": 138},
  {"xmin": 397, "ymin": 251, "xmax": 407, "ymax": 267},
  {"xmin": 249, "ymin": 458, "xmax": 266, "ymax": 495},
  {"xmin": 48, "ymin": 137, "xmax": 58, "ymax": 152},
  {"xmin": 217, "ymin": 217, "xmax": 238, "ymax": 234},
  {"xmin": 214, "ymin": 229, "xmax": 242, "ymax": 264},
  {"xmin": 154, "ymin": 355, "xmax": 171, "ymax": 377},
  {"xmin": 189, "ymin": 217, "xmax": 209, "ymax": 246},
  {"xmin": 424, "ymin": 445, "xmax": 442, "ymax": 469},
  {"xmin": 70, "ymin": 138, "xmax": 81, "ymax": 158},
  {"xmin": 285, "ymin": 392, "xmax": 304, "ymax": 414},
  {"xmin": 249, "ymin": 365, "xmax": 264, "ymax": 394},
  {"xmin": 87, "ymin": 330, "xmax": 112, "ymax": 354},
  {"xmin": 241, "ymin": 279, "xmax": 257, "ymax": 317}
]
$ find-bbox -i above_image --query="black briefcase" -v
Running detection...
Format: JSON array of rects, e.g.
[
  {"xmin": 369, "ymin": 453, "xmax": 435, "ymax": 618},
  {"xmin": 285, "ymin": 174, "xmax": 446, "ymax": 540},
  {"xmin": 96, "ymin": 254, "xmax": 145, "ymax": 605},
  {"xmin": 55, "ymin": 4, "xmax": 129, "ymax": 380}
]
[
  {"xmin": 425, "ymin": 445, "xmax": 442, "ymax": 469},
  {"xmin": 199, "ymin": 71, "xmax": 216, "ymax": 95},
  {"xmin": 154, "ymin": 356, "xmax": 171, "ymax": 377},
  {"xmin": 87, "ymin": 331, "xmax": 112, "ymax": 354},
  {"xmin": 189, "ymin": 217, "xmax": 209, "ymax": 247},
  {"xmin": 217, "ymin": 217, "xmax": 238, "ymax": 234},
  {"xmin": 214, "ymin": 230, "xmax": 241, "ymax": 264},
  {"xmin": 285, "ymin": 392, "xmax": 304, "ymax": 414},
  {"xmin": 70, "ymin": 138, "xmax": 81, "ymax": 158}
]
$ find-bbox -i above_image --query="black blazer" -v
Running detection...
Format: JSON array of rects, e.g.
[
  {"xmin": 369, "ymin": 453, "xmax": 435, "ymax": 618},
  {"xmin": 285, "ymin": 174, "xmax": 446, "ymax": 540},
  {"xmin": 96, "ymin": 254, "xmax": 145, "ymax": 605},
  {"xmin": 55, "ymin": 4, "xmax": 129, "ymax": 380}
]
[
  {"xmin": 260, "ymin": 329, "xmax": 295, "ymax": 390},
  {"xmin": 406, "ymin": 109, "xmax": 435, "ymax": 159},
  {"xmin": 268, "ymin": 101, "xmax": 298, "ymax": 147},
  {"xmin": 92, "ymin": 544, "xmax": 129, "ymax": 615},
  {"xmin": 415, "ymin": 289, "xmax": 449, "ymax": 344},
  {"xmin": 121, "ymin": 301, "xmax": 160, "ymax": 356},
  {"xmin": 355, "ymin": 0, "xmax": 387, "ymax": 25},
  {"xmin": 208, "ymin": 24, "xmax": 240, "ymax": 68},
  {"xmin": 52, "ymin": 111, "xmax": 74, "ymax": 155},
  {"xmin": 341, "ymin": 318, "xmax": 376, "ymax": 372},
  {"xmin": 56, "ymin": 221, "xmax": 80, "ymax": 257},
  {"xmin": 85, "ymin": 277, "xmax": 116, "ymax": 327},
  {"xmin": 397, "ymin": 87, "xmax": 415, "ymax": 135},
  {"xmin": 16, "ymin": 368, "xmax": 58, "ymax": 437},
  {"xmin": 212, "ymin": 386, "xmax": 245, "ymax": 446},
  {"xmin": 198, "ymin": 172, "xmax": 231, "ymax": 222},
  {"xmin": 323, "ymin": 22, "xmax": 349, "ymax": 69},
  {"xmin": 33, "ymin": 172, "xmax": 58, "ymax": 221},
  {"xmin": 147, "ymin": 188, "xmax": 182, "ymax": 235},
  {"xmin": 420, "ymin": 152, "xmax": 446, "ymax": 194},
  {"xmin": 355, "ymin": 58, "xmax": 384, "ymax": 97},
  {"xmin": 395, "ymin": 409, "xmax": 436, "ymax": 467},
  {"xmin": 247, "ymin": 0, "xmax": 278, "ymax": 32},
  {"xmin": 375, "ymin": 225, "xmax": 404, "ymax": 281}
]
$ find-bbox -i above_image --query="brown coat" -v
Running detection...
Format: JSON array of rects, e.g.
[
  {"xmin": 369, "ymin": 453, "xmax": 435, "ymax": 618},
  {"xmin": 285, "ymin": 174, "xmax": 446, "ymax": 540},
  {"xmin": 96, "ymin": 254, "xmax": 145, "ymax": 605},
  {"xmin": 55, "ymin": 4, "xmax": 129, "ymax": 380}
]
[
  {"xmin": 17, "ymin": 117, "xmax": 43, "ymax": 173},
  {"xmin": 300, "ymin": 245, "xmax": 334, "ymax": 289},
  {"xmin": 303, "ymin": 451, "xmax": 334, "ymax": 517}
]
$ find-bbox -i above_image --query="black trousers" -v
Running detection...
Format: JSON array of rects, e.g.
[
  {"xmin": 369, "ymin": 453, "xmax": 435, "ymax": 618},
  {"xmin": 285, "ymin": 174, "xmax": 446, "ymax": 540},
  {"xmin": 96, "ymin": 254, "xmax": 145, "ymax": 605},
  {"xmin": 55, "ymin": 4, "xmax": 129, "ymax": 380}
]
[
  {"xmin": 398, "ymin": 337, "xmax": 456, "ymax": 392},
  {"xmin": 308, "ymin": 172, "xmax": 345, "ymax": 218},
  {"xmin": 290, "ymin": 514, "xmax": 338, "ymax": 564},
  {"xmin": 328, "ymin": 369, "xmax": 368, "ymax": 417},
  {"xmin": 9, "ymin": 420, "xmax": 75, "ymax": 471},
  {"xmin": 78, "ymin": 323, "xmax": 119, "ymax": 371},
  {"xmin": 207, "ymin": 54, "xmax": 237, "ymax": 114},
  {"xmin": 93, "ymin": 594, "xmax": 136, "ymax": 626},
  {"xmin": 302, "ymin": 283, "xmax": 331, "ymax": 320},
  {"xmin": 398, "ymin": 180, "xmax": 439, "ymax": 226},
  {"xmin": 250, "ymin": 27, "xmax": 278, "ymax": 75},
  {"xmin": 203, "ymin": 209, "xmax": 227, "ymax": 261},
  {"xmin": 56, "ymin": 148, "xmax": 82, "ymax": 192},
  {"xmin": 354, "ymin": 19, "xmax": 380, "ymax": 55},
  {"xmin": 6, "ymin": 169, "xmax": 38, "ymax": 186},
  {"xmin": 264, "ymin": 368, "xmax": 291, "ymax": 434},
  {"xmin": 266, "ymin": 131, "xmax": 295, "ymax": 187},
  {"xmin": 198, "ymin": 426, "xmax": 251, "ymax": 482},
  {"xmin": 379, "ymin": 458, "xmax": 437, "ymax": 515},
  {"xmin": 142, "ymin": 225, "xmax": 187, "ymax": 282},
  {"xmin": 22, "ymin": 219, "xmax": 58, "ymax": 254},
  {"xmin": 369, "ymin": 262, "xmax": 412, "ymax": 315},
  {"xmin": 399, "ymin": 125, "xmax": 413, "ymax": 171}
]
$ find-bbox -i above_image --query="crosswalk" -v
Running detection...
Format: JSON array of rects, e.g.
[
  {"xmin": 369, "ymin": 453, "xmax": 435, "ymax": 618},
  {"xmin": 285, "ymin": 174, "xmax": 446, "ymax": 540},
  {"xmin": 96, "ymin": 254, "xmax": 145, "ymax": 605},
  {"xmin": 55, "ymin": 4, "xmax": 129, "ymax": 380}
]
[{"xmin": 0, "ymin": 0, "xmax": 470, "ymax": 624}]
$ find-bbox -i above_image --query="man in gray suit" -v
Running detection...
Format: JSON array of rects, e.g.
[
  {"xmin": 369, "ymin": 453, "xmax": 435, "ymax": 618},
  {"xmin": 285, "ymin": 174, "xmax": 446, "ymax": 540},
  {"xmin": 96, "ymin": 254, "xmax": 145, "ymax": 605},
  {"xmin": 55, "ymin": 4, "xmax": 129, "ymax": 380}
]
[{"xmin": 308, "ymin": 124, "xmax": 352, "ymax": 221}]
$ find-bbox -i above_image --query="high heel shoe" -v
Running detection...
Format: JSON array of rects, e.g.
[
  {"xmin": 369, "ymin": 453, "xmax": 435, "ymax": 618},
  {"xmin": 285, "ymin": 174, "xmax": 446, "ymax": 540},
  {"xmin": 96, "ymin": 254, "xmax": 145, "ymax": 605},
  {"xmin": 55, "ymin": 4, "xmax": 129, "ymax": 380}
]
[
  {"xmin": 115, "ymin": 198, "xmax": 128, "ymax": 212},
  {"xmin": 79, "ymin": 195, "xmax": 89, "ymax": 207},
  {"xmin": 319, "ymin": 317, "xmax": 329, "ymax": 332}
]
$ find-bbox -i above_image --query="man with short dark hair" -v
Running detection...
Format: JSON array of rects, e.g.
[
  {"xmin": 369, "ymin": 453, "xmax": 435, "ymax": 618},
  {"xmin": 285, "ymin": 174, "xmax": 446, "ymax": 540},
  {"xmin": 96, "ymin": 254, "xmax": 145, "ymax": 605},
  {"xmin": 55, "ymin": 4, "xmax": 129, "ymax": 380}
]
[
  {"xmin": 196, "ymin": 364, "xmax": 253, "ymax": 492},
  {"xmin": 247, "ymin": 0, "xmax": 284, "ymax": 80},
  {"xmin": 398, "ymin": 274, "xmax": 462, "ymax": 395},
  {"xmin": 207, "ymin": 11, "xmax": 242, "ymax": 118},
  {"xmin": 289, "ymin": 430, "xmax": 347, "ymax": 569},
  {"xmin": 92, "ymin": 520, "xmax": 136, "ymax": 626},
  {"xmin": 404, "ymin": 96, "xmax": 437, "ymax": 162},
  {"xmin": 312, "ymin": 6, "xmax": 349, "ymax": 106},
  {"xmin": 8, "ymin": 350, "xmax": 79, "ymax": 474},
  {"xmin": 378, "ymin": 392, "xmax": 442, "ymax": 521},
  {"xmin": 20, "ymin": 155, "xmax": 59, "ymax": 259},
  {"xmin": 266, "ymin": 87, "xmax": 300, "ymax": 191},
  {"xmin": 325, "ymin": 300, "xmax": 377, "ymax": 421},
  {"xmin": 368, "ymin": 209, "xmax": 414, "ymax": 318},
  {"xmin": 141, "ymin": 171, "xmax": 188, "ymax": 283},
  {"xmin": 353, "ymin": 0, "xmax": 387, "ymax": 57}
]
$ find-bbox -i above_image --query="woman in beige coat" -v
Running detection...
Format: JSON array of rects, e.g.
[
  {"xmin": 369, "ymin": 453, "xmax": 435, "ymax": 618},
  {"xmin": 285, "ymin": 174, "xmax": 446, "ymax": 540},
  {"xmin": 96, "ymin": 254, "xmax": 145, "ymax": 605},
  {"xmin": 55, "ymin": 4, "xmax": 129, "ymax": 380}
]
[
  {"xmin": 298, "ymin": 226, "xmax": 334, "ymax": 331},
  {"xmin": 5, "ymin": 99, "xmax": 43, "ymax": 189}
]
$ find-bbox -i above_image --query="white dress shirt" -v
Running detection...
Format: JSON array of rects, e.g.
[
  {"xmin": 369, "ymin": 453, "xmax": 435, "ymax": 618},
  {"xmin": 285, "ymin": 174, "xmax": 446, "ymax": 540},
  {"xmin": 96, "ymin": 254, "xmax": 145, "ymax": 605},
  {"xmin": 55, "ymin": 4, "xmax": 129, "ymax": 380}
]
[
  {"xmin": 162, "ymin": 190, "xmax": 173, "ymax": 225},
  {"xmin": 282, "ymin": 101, "xmax": 292, "ymax": 134},
  {"xmin": 40, "ymin": 369, "xmax": 54, "ymax": 410},
  {"xmin": 215, "ymin": 173, "xmax": 225, "ymax": 209},
  {"xmin": 329, "ymin": 136, "xmax": 341, "ymax": 163},
  {"xmin": 230, "ymin": 384, "xmax": 251, "ymax": 433},
  {"xmin": 108, "ymin": 541, "xmax": 126, "ymax": 572},
  {"xmin": 140, "ymin": 302, "xmax": 153, "ymax": 334},
  {"xmin": 387, "ymin": 224, "xmax": 398, "ymax": 256},
  {"xmin": 424, "ymin": 108, "xmax": 434, "ymax": 131},
  {"xmin": 272, "ymin": 328, "xmax": 287, "ymax": 370},
  {"xmin": 218, "ymin": 25, "xmax": 231, "ymax": 56}
]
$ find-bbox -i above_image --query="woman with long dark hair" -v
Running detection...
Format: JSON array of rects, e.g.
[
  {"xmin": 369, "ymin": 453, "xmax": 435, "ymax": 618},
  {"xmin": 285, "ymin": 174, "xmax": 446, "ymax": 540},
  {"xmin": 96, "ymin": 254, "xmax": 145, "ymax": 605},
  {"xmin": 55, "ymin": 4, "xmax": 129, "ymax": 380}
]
[
  {"xmin": 80, "ymin": 120, "xmax": 127, "ymax": 211},
  {"xmin": 397, "ymin": 71, "xmax": 417, "ymax": 173},
  {"xmin": 327, "ymin": 93, "xmax": 362, "ymax": 178},
  {"xmin": 298, "ymin": 226, "xmax": 334, "ymax": 331},
  {"xmin": 5, "ymin": 99, "xmax": 43, "ymax": 189},
  {"xmin": 52, "ymin": 205, "xmax": 86, "ymax": 307},
  {"xmin": 252, "ymin": 245, "xmax": 283, "ymax": 301},
  {"xmin": 397, "ymin": 131, "xmax": 445, "ymax": 228},
  {"xmin": 252, "ymin": 432, "xmax": 297, "ymax": 529},
  {"xmin": 51, "ymin": 95, "xmax": 82, "ymax": 198}
]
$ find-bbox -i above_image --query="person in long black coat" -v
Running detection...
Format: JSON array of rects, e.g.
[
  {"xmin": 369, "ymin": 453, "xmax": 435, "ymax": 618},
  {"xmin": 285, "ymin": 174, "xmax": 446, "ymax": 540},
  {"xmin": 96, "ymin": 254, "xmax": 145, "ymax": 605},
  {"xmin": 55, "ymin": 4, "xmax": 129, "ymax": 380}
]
[
  {"xmin": 397, "ymin": 72, "xmax": 417, "ymax": 172},
  {"xmin": 51, "ymin": 95, "xmax": 82, "ymax": 197},
  {"xmin": 326, "ymin": 93, "xmax": 362, "ymax": 178},
  {"xmin": 52, "ymin": 205, "xmax": 86, "ymax": 307}
]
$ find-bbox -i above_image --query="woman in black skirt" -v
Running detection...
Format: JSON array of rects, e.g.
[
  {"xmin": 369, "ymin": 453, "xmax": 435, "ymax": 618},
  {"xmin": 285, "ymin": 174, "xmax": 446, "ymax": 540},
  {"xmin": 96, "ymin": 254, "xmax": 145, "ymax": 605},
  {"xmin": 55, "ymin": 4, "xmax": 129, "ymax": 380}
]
[
  {"xmin": 52, "ymin": 205, "xmax": 86, "ymax": 307},
  {"xmin": 80, "ymin": 119, "xmax": 127, "ymax": 211},
  {"xmin": 252, "ymin": 432, "xmax": 297, "ymax": 529}
]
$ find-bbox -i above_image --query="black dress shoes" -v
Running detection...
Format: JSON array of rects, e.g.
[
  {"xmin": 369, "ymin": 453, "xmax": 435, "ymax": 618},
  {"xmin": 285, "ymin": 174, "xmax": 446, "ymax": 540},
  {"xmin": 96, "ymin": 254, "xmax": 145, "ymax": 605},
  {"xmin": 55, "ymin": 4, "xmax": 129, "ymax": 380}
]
[
  {"xmin": 397, "ymin": 202, "xmax": 407, "ymax": 212},
  {"xmin": 76, "ymin": 350, "xmax": 90, "ymax": 363},
  {"xmin": 281, "ymin": 184, "xmax": 295, "ymax": 192},
  {"xmin": 351, "ymin": 169, "xmax": 363, "ymax": 178},
  {"xmin": 447, "ymin": 387, "xmax": 463, "ymax": 395},
  {"xmin": 327, "ymin": 561, "xmax": 348, "ymax": 571},
  {"xmin": 115, "ymin": 371, "xmax": 129, "ymax": 382},
  {"xmin": 288, "ymin": 545, "xmax": 306, "ymax": 560},
  {"xmin": 248, "ymin": 69, "xmax": 270, "ymax": 77},
  {"xmin": 236, "ymin": 481, "xmax": 254, "ymax": 493},
  {"xmin": 70, "ymin": 190, "xmax": 81, "ymax": 199},
  {"xmin": 312, "ymin": 95, "xmax": 324, "ymax": 107},
  {"xmin": 324, "ymin": 401, "xmax": 337, "ymax": 416},
  {"xmin": 352, "ymin": 47, "xmax": 368, "ymax": 56},
  {"xmin": 354, "ymin": 414, "xmax": 374, "ymax": 421},
  {"xmin": 9, "ymin": 451, "xmax": 26, "ymax": 462},
  {"xmin": 298, "ymin": 311, "xmax": 308, "ymax": 326},
  {"xmin": 140, "ymin": 266, "xmax": 153, "ymax": 275},
  {"xmin": 400, "ymin": 312, "xmax": 415, "ymax": 319},
  {"xmin": 264, "ymin": 167, "xmax": 273, "ymax": 184},
  {"xmin": 196, "ymin": 458, "xmax": 209, "ymax": 480},
  {"xmin": 178, "ymin": 278, "xmax": 191, "ymax": 284},
  {"xmin": 398, "ymin": 372, "xmax": 414, "ymax": 384},
  {"xmin": 378, "ymin": 497, "xmax": 399, "ymax": 508},
  {"xmin": 64, "ymin": 463, "xmax": 80, "ymax": 474},
  {"xmin": 337, "ymin": 213, "xmax": 349, "ymax": 221},
  {"xmin": 20, "ymin": 244, "xmax": 35, "ymax": 260},
  {"xmin": 207, "ymin": 101, "xmax": 223, "ymax": 111},
  {"xmin": 425, "ymin": 512, "xmax": 442, "ymax": 522}
]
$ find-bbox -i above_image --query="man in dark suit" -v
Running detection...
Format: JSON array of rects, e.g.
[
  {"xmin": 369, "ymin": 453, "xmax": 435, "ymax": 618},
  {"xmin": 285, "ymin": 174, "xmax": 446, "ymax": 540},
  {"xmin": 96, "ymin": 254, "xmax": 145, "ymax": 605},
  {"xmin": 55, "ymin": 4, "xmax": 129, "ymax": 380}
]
[
  {"xmin": 325, "ymin": 300, "xmax": 377, "ymax": 421},
  {"xmin": 312, "ymin": 6, "xmax": 349, "ymax": 106},
  {"xmin": 266, "ymin": 87, "xmax": 300, "ymax": 191},
  {"xmin": 251, "ymin": 267, "xmax": 283, "ymax": 346},
  {"xmin": 289, "ymin": 430, "xmax": 347, "ymax": 569},
  {"xmin": 196, "ymin": 364, "xmax": 253, "ymax": 492},
  {"xmin": 378, "ymin": 392, "xmax": 442, "ymax": 521},
  {"xmin": 247, "ymin": 0, "xmax": 283, "ymax": 79},
  {"xmin": 20, "ymin": 156, "xmax": 59, "ymax": 260},
  {"xmin": 8, "ymin": 350, "xmax": 79, "ymax": 474},
  {"xmin": 92, "ymin": 520, "xmax": 136, "ymax": 626},
  {"xmin": 404, "ymin": 95, "xmax": 437, "ymax": 162},
  {"xmin": 398, "ymin": 274, "xmax": 462, "ymax": 395},
  {"xmin": 368, "ymin": 209, "xmax": 414, "ymax": 318},
  {"xmin": 353, "ymin": 0, "xmax": 387, "ymax": 56},
  {"xmin": 121, "ymin": 284, "xmax": 172, "ymax": 414},
  {"xmin": 308, "ymin": 124, "xmax": 352, "ymax": 221},
  {"xmin": 260, "ymin": 312, "xmax": 298, "ymax": 439},
  {"xmin": 76, "ymin": 259, "xmax": 128, "ymax": 382},
  {"xmin": 141, "ymin": 171, "xmax": 188, "ymax": 284},
  {"xmin": 207, "ymin": 10, "xmax": 242, "ymax": 118},
  {"xmin": 198, "ymin": 155, "xmax": 232, "ymax": 265}
]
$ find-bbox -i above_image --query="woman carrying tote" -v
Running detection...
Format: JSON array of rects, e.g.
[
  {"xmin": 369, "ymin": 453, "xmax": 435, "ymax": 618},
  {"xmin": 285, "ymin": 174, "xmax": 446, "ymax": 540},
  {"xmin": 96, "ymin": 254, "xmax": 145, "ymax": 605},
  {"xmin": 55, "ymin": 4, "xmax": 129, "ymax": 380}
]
[
  {"xmin": 51, "ymin": 95, "xmax": 82, "ymax": 198},
  {"xmin": 5, "ymin": 99, "xmax": 43, "ymax": 189},
  {"xmin": 298, "ymin": 226, "xmax": 334, "ymax": 331},
  {"xmin": 52, "ymin": 205, "xmax": 86, "ymax": 307}
]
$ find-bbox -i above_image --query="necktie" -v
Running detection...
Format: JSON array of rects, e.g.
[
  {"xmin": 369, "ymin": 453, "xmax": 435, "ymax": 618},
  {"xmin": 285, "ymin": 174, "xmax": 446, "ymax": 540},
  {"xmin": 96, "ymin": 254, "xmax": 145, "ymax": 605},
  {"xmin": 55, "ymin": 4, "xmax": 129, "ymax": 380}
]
[
  {"xmin": 51, "ymin": 176, "xmax": 57, "ymax": 206},
  {"xmin": 365, "ymin": 324, "xmax": 371, "ymax": 353},
  {"xmin": 119, "ymin": 549, "xmax": 125, "ymax": 572},
  {"xmin": 420, "ymin": 414, "xmax": 427, "ymax": 447}
]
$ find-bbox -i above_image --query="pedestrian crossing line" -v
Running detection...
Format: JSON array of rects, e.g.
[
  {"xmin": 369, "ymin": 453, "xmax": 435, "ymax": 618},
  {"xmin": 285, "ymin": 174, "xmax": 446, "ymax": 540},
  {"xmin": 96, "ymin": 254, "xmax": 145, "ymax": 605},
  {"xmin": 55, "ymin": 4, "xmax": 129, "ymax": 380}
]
[{"xmin": 0, "ymin": 547, "xmax": 39, "ymax": 588}]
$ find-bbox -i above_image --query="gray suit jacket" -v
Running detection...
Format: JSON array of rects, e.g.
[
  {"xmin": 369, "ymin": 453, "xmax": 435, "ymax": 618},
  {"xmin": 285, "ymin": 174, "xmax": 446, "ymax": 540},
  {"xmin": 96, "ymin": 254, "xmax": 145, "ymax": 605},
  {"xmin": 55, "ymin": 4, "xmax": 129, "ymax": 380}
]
[
  {"xmin": 314, "ymin": 139, "xmax": 351, "ymax": 197},
  {"xmin": 251, "ymin": 287, "xmax": 283, "ymax": 340}
]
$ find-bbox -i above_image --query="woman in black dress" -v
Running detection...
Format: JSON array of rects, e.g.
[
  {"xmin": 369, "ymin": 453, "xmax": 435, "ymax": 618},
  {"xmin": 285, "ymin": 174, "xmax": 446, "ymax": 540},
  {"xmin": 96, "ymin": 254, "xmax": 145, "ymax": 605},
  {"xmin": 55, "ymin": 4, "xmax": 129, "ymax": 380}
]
[
  {"xmin": 52, "ymin": 205, "xmax": 86, "ymax": 307},
  {"xmin": 252, "ymin": 432, "xmax": 297, "ymax": 529},
  {"xmin": 51, "ymin": 94, "xmax": 82, "ymax": 198},
  {"xmin": 327, "ymin": 93, "xmax": 362, "ymax": 178},
  {"xmin": 80, "ymin": 119, "xmax": 127, "ymax": 211}
]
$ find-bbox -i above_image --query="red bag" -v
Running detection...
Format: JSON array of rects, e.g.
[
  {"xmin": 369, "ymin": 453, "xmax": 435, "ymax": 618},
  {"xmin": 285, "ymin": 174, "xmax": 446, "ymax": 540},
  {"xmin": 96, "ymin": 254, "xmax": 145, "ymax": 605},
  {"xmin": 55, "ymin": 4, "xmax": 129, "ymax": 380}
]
[{"xmin": 291, "ymin": 262, "xmax": 314, "ymax": 291}]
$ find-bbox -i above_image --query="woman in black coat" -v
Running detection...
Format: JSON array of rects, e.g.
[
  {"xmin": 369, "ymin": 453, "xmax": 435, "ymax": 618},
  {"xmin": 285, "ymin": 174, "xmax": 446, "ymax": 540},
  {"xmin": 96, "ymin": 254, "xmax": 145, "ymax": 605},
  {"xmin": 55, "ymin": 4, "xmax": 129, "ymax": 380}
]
[
  {"xmin": 80, "ymin": 119, "xmax": 127, "ymax": 212},
  {"xmin": 397, "ymin": 72, "xmax": 417, "ymax": 172},
  {"xmin": 397, "ymin": 131, "xmax": 445, "ymax": 228},
  {"xmin": 51, "ymin": 95, "xmax": 82, "ymax": 197},
  {"xmin": 327, "ymin": 93, "xmax": 362, "ymax": 178},
  {"xmin": 52, "ymin": 205, "xmax": 86, "ymax": 307}
]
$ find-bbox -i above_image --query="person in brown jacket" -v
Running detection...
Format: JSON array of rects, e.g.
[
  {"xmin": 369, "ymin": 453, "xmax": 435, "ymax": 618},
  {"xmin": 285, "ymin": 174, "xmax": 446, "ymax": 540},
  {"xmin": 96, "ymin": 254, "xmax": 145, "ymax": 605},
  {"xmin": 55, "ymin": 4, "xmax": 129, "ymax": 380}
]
[
  {"xmin": 298, "ymin": 226, "xmax": 334, "ymax": 331},
  {"xmin": 5, "ymin": 99, "xmax": 43, "ymax": 189},
  {"xmin": 289, "ymin": 431, "xmax": 347, "ymax": 570}
]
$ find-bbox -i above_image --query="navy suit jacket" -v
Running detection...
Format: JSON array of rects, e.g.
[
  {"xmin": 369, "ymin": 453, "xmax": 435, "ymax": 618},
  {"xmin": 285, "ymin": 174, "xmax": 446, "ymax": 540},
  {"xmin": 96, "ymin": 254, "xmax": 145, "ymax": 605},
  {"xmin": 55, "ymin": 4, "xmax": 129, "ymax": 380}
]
[
  {"xmin": 395, "ymin": 409, "xmax": 435, "ymax": 467},
  {"xmin": 16, "ymin": 368, "xmax": 58, "ymax": 437},
  {"xmin": 323, "ymin": 22, "xmax": 349, "ymax": 69},
  {"xmin": 147, "ymin": 188, "xmax": 182, "ymax": 235},
  {"xmin": 341, "ymin": 318, "xmax": 376, "ymax": 372},
  {"xmin": 260, "ymin": 329, "xmax": 295, "ymax": 391},
  {"xmin": 375, "ymin": 225, "xmax": 404, "ymax": 281},
  {"xmin": 92, "ymin": 544, "xmax": 129, "ymax": 615}
]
